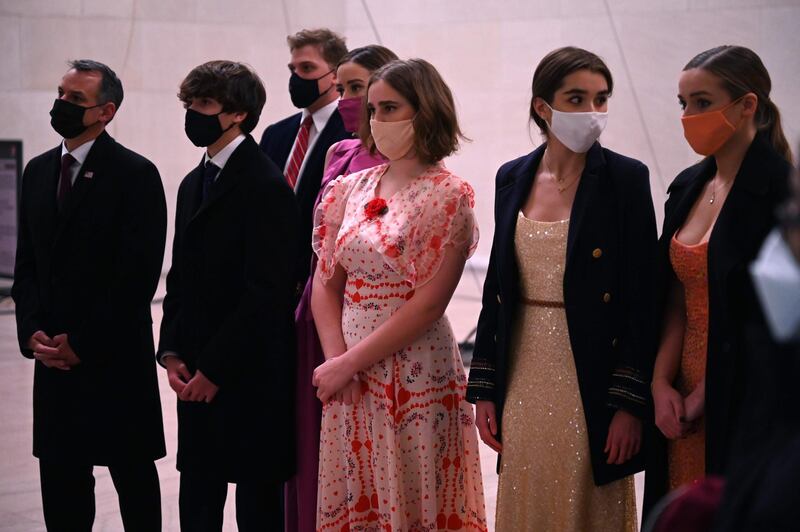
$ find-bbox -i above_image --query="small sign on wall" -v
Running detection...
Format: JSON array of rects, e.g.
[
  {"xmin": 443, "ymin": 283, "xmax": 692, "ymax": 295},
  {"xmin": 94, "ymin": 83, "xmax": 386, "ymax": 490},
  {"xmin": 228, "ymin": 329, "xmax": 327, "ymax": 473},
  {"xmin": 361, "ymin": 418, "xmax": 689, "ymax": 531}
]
[{"xmin": 0, "ymin": 141, "xmax": 22, "ymax": 279}]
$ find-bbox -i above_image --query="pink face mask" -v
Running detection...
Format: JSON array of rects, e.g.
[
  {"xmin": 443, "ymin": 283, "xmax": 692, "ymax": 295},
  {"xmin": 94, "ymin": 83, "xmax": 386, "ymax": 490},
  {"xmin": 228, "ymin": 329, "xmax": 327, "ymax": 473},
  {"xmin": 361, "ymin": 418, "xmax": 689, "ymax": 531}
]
[{"xmin": 338, "ymin": 96, "xmax": 363, "ymax": 133}]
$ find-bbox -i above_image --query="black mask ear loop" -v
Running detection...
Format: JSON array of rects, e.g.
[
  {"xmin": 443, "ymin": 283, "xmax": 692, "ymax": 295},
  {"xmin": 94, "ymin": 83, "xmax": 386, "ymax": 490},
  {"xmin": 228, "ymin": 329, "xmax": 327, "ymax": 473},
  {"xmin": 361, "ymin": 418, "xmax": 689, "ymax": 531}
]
[
  {"xmin": 316, "ymin": 69, "xmax": 336, "ymax": 98},
  {"xmin": 81, "ymin": 101, "xmax": 106, "ymax": 129},
  {"xmin": 218, "ymin": 111, "xmax": 240, "ymax": 134}
]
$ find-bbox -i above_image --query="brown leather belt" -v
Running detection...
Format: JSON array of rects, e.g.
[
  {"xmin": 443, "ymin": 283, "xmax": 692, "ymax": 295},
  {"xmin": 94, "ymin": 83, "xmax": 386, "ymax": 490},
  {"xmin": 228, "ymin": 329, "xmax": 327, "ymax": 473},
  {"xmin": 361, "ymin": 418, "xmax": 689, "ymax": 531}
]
[{"xmin": 521, "ymin": 296, "xmax": 565, "ymax": 308}]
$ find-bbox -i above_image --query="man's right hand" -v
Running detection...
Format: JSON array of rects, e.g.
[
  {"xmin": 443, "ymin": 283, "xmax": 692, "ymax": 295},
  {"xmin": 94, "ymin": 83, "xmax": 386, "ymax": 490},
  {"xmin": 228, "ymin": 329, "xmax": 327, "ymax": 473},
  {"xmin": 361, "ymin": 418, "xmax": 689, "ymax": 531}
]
[
  {"xmin": 28, "ymin": 330, "xmax": 56, "ymax": 351},
  {"xmin": 164, "ymin": 356, "xmax": 192, "ymax": 395},
  {"xmin": 28, "ymin": 331, "xmax": 69, "ymax": 370}
]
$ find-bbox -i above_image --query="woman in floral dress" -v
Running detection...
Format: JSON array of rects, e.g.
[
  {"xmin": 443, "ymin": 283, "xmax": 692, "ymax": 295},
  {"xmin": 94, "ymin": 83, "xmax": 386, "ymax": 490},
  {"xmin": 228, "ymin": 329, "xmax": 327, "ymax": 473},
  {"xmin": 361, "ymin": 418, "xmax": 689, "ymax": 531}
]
[{"xmin": 311, "ymin": 58, "xmax": 487, "ymax": 531}]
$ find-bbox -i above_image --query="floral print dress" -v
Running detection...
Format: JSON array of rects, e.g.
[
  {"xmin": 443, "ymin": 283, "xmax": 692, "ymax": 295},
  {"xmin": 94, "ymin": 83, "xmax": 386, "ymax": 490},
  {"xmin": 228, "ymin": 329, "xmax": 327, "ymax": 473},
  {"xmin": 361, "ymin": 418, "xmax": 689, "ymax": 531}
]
[{"xmin": 313, "ymin": 163, "xmax": 487, "ymax": 531}]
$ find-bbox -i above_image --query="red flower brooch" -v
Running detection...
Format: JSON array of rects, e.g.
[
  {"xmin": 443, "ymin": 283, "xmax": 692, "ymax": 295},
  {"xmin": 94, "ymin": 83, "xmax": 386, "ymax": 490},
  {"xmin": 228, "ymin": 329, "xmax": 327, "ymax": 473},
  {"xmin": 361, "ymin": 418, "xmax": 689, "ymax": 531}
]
[{"xmin": 364, "ymin": 198, "xmax": 389, "ymax": 219}]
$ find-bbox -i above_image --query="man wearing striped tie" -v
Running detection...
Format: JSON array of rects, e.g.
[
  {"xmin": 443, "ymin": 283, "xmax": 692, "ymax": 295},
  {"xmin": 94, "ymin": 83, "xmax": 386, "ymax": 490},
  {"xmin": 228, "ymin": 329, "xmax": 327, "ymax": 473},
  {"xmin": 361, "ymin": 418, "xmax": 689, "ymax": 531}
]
[{"xmin": 259, "ymin": 28, "xmax": 350, "ymax": 290}]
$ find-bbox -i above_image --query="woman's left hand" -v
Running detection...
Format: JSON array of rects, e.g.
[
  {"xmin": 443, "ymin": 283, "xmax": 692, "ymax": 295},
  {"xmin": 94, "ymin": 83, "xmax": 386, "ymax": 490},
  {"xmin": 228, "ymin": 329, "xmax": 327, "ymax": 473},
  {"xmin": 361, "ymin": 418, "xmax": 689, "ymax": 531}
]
[
  {"xmin": 313, "ymin": 355, "xmax": 356, "ymax": 403},
  {"xmin": 605, "ymin": 409, "xmax": 642, "ymax": 465},
  {"xmin": 684, "ymin": 381, "xmax": 706, "ymax": 423}
]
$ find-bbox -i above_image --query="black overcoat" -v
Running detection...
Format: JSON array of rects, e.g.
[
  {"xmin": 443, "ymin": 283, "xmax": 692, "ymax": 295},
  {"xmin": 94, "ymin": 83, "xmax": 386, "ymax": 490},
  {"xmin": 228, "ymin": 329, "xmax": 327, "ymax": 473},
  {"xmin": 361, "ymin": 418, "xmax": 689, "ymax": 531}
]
[
  {"xmin": 158, "ymin": 135, "xmax": 300, "ymax": 483},
  {"xmin": 12, "ymin": 131, "xmax": 167, "ymax": 464}
]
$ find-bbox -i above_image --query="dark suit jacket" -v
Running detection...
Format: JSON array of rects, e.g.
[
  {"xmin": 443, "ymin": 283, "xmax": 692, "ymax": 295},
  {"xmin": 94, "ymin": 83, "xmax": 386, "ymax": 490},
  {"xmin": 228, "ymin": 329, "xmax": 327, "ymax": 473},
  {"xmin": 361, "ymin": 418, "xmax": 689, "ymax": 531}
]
[
  {"xmin": 259, "ymin": 110, "xmax": 349, "ymax": 283},
  {"xmin": 714, "ymin": 338, "xmax": 800, "ymax": 532},
  {"xmin": 158, "ymin": 135, "xmax": 300, "ymax": 483},
  {"xmin": 643, "ymin": 133, "xmax": 791, "ymax": 514},
  {"xmin": 12, "ymin": 131, "xmax": 167, "ymax": 464},
  {"xmin": 466, "ymin": 142, "xmax": 658, "ymax": 486}
]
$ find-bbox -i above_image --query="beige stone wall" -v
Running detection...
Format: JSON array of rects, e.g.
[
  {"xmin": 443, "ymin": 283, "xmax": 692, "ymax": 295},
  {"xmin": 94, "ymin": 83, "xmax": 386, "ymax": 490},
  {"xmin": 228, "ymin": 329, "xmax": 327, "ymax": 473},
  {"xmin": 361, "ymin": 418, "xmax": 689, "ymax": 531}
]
[{"xmin": 1, "ymin": 0, "xmax": 799, "ymax": 266}]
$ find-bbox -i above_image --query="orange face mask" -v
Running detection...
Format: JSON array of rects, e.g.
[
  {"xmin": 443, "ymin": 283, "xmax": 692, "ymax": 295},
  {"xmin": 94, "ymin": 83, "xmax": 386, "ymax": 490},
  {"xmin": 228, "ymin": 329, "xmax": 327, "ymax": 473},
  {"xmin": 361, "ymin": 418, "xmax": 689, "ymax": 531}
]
[{"xmin": 681, "ymin": 95, "xmax": 749, "ymax": 156}]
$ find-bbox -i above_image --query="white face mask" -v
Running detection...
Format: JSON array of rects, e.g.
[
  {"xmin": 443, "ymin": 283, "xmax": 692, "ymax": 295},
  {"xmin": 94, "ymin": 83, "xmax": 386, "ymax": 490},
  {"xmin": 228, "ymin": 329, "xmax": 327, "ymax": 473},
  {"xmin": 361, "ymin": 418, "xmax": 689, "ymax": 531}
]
[
  {"xmin": 545, "ymin": 102, "xmax": 608, "ymax": 153},
  {"xmin": 750, "ymin": 228, "xmax": 800, "ymax": 342}
]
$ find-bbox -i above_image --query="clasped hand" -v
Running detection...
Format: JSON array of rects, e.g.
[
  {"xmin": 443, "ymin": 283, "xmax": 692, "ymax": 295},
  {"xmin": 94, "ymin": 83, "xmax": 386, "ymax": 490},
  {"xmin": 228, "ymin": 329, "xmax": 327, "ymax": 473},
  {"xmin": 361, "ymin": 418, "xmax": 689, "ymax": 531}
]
[
  {"xmin": 30, "ymin": 331, "xmax": 80, "ymax": 370},
  {"xmin": 653, "ymin": 379, "xmax": 704, "ymax": 439},
  {"xmin": 164, "ymin": 357, "xmax": 219, "ymax": 403},
  {"xmin": 313, "ymin": 355, "xmax": 359, "ymax": 404}
]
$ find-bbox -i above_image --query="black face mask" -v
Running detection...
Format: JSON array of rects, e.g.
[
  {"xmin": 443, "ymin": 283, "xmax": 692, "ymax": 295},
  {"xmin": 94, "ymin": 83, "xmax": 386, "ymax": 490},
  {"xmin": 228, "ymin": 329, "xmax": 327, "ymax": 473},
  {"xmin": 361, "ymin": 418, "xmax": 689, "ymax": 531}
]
[
  {"xmin": 50, "ymin": 98, "xmax": 101, "ymax": 139},
  {"xmin": 185, "ymin": 108, "xmax": 235, "ymax": 147},
  {"xmin": 288, "ymin": 70, "xmax": 334, "ymax": 109}
]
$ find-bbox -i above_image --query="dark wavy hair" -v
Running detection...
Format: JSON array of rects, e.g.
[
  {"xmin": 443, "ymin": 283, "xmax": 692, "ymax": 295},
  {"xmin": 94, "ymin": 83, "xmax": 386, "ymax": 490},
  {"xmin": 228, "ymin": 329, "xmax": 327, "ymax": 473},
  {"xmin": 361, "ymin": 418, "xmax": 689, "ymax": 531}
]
[{"xmin": 178, "ymin": 61, "xmax": 266, "ymax": 134}]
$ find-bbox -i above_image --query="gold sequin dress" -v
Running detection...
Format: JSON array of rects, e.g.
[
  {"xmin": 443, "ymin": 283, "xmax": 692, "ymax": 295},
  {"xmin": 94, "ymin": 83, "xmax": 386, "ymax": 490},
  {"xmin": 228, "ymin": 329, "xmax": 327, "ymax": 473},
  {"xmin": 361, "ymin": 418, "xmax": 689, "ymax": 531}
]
[{"xmin": 494, "ymin": 213, "xmax": 637, "ymax": 532}]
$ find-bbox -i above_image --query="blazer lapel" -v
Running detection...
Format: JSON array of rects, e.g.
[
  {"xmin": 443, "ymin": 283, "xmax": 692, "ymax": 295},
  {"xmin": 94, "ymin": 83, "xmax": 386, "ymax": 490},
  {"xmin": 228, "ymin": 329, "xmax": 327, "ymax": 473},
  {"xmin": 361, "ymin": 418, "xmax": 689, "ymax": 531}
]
[
  {"xmin": 182, "ymin": 158, "xmax": 205, "ymax": 222},
  {"xmin": 709, "ymin": 135, "xmax": 780, "ymax": 287},
  {"xmin": 496, "ymin": 147, "xmax": 543, "ymax": 303},
  {"xmin": 37, "ymin": 147, "xmax": 61, "ymax": 244},
  {"xmin": 565, "ymin": 142, "xmax": 605, "ymax": 268},
  {"xmin": 53, "ymin": 132, "xmax": 111, "ymax": 244},
  {"xmin": 297, "ymin": 110, "xmax": 345, "ymax": 191},
  {"xmin": 664, "ymin": 159, "xmax": 713, "ymax": 243},
  {"xmin": 311, "ymin": 109, "xmax": 344, "ymax": 160},
  {"xmin": 190, "ymin": 136, "xmax": 254, "ymax": 222},
  {"xmin": 277, "ymin": 113, "xmax": 302, "ymax": 168}
]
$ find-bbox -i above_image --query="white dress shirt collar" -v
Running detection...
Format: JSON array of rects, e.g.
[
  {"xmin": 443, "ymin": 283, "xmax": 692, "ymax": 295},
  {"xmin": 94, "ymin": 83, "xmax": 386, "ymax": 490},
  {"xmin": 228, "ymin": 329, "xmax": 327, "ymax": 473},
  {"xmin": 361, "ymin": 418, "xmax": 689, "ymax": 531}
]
[
  {"xmin": 302, "ymin": 98, "xmax": 339, "ymax": 134},
  {"xmin": 61, "ymin": 138, "xmax": 96, "ymax": 166},
  {"xmin": 203, "ymin": 133, "xmax": 246, "ymax": 171}
]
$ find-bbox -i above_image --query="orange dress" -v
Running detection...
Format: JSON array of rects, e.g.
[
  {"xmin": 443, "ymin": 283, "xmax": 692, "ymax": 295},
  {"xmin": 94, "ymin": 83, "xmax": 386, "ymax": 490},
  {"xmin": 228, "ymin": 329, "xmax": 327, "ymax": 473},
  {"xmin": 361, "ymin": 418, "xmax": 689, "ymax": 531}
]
[{"xmin": 667, "ymin": 235, "xmax": 708, "ymax": 489}]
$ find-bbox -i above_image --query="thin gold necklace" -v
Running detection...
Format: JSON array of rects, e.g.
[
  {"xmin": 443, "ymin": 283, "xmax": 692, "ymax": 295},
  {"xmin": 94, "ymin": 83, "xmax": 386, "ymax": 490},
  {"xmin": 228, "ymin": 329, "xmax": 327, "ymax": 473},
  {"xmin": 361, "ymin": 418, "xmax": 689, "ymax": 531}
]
[
  {"xmin": 709, "ymin": 177, "xmax": 733, "ymax": 204},
  {"xmin": 542, "ymin": 153, "xmax": 580, "ymax": 193}
]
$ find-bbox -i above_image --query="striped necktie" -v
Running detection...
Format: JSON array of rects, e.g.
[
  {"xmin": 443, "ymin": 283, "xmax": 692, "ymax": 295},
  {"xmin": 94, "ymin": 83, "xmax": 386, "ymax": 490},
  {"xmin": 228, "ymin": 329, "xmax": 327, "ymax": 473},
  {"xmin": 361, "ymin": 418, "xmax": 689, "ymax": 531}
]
[{"xmin": 284, "ymin": 115, "xmax": 313, "ymax": 190}]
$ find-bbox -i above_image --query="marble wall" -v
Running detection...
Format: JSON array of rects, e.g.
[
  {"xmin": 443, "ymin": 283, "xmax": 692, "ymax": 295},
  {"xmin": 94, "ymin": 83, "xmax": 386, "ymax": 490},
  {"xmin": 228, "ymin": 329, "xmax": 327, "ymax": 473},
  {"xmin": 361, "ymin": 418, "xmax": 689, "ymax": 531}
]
[{"xmin": 1, "ymin": 0, "xmax": 799, "ymax": 264}]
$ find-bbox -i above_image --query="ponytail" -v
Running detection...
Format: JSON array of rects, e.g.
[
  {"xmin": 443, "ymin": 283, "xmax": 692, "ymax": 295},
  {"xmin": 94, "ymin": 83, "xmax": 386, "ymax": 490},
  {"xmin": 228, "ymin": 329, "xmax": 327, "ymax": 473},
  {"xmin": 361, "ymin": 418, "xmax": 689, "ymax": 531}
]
[{"xmin": 759, "ymin": 97, "xmax": 793, "ymax": 164}]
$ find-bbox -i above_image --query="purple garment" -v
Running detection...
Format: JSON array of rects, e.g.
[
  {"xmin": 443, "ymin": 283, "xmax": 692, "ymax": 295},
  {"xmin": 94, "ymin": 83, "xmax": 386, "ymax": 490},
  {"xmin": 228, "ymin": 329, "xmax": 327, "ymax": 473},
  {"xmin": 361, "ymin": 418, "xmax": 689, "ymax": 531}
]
[{"xmin": 285, "ymin": 139, "xmax": 386, "ymax": 532}]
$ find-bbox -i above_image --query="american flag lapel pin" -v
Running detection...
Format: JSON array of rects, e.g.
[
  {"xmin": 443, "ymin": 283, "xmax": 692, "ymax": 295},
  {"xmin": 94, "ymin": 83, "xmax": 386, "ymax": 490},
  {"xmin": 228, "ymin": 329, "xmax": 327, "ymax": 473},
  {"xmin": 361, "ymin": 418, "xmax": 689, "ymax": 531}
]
[{"xmin": 84, "ymin": 171, "xmax": 94, "ymax": 179}]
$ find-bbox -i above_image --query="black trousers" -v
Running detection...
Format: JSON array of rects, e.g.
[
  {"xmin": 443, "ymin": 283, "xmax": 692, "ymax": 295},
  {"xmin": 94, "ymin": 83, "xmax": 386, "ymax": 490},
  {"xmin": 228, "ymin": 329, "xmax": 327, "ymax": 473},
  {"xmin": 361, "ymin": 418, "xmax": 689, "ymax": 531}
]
[
  {"xmin": 39, "ymin": 459, "xmax": 161, "ymax": 532},
  {"xmin": 179, "ymin": 469, "xmax": 282, "ymax": 532}
]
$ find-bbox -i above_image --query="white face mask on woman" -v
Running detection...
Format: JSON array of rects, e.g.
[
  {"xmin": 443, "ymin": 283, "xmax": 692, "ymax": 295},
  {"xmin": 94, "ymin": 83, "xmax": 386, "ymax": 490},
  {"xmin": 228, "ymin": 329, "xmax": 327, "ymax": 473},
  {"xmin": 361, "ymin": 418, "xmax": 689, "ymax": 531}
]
[
  {"xmin": 546, "ymin": 103, "xmax": 608, "ymax": 153},
  {"xmin": 750, "ymin": 228, "xmax": 800, "ymax": 342}
]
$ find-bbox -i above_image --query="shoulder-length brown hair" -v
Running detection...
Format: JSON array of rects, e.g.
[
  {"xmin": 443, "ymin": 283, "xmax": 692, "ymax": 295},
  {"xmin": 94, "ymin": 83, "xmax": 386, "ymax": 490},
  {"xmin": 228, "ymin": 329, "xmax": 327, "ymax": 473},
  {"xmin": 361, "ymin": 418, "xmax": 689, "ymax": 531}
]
[
  {"xmin": 360, "ymin": 58, "xmax": 466, "ymax": 164},
  {"xmin": 684, "ymin": 45, "xmax": 792, "ymax": 163}
]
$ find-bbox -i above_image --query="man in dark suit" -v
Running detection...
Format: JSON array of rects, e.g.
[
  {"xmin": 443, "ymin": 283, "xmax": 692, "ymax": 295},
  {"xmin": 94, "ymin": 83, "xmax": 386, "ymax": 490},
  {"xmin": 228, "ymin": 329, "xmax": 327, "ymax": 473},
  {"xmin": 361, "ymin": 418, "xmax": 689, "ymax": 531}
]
[
  {"xmin": 159, "ymin": 60, "xmax": 299, "ymax": 532},
  {"xmin": 12, "ymin": 60, "xmax": 167, "ymax": 531},
  {"xmin": 260, "ymin": 28, "xmax": 349, "ymax": 285}
]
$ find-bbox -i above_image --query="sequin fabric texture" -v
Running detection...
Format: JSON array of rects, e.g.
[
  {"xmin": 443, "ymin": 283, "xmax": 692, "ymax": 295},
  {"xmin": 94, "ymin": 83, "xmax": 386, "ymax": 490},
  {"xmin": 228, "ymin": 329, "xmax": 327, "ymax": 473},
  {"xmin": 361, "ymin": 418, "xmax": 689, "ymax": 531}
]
[
  {"xmin": 313, "ymin": 164, "xmax": 487, "ymax": 531},
  {"xmin": 667, "ymin": 235, "xmax": 709, "ymax": 489},
  {"xmin": 494, "ymin": 213, "xmax": 637, "ymax": 532}
]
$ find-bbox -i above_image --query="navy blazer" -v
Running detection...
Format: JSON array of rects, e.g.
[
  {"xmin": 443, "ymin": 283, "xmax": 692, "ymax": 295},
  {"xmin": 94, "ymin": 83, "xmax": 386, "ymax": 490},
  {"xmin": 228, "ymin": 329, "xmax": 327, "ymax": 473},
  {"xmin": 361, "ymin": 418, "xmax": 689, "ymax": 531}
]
[
  {"xmin": 259, "ymin": 110, "xmax": 350, "ymax": 283},
  {"xmin": 643, "ymin": 133, "xmax": 791, "ymax": 514},
  {"xmin": 466, "ymin": 142, "xmax": 658, "ymax": 486}
]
